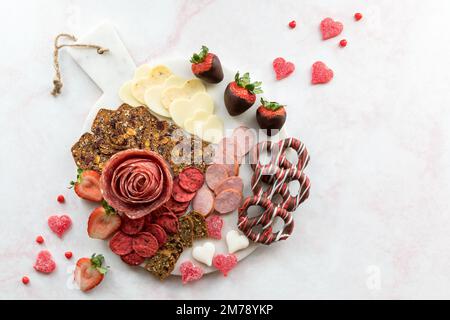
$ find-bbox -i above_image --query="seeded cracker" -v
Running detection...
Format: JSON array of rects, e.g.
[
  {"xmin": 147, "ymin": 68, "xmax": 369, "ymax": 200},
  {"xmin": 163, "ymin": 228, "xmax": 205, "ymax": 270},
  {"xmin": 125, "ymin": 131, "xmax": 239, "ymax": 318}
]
[
  {"xmin": 145, "ymin": 249, "xmax": 177, "ymax": 280},
  {"xmin": 178, "ymin": 215, "xmax": 194, "ymax": 248},
  {"xmin": 71, "ymin": 104, "xmax": 209, "ymax": 174},
  {"xmin": 188, "ymin": 211, "xmax": 208, "ymax": 239}
]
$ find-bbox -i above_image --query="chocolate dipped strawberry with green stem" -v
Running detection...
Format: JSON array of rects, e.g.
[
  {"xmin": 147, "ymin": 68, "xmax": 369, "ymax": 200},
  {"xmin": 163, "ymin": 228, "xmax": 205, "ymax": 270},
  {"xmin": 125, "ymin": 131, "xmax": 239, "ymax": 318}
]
[
  {"xmin": 224, "ymin": 72, "xmax": 263, "ymax": 116},
  {"xmin": 190, "ymin": 46, "xmax": 224, "ymax": 84},
  {"xmin": 256, "ymin": 98, "xmax": 287, "ymax": 136}
]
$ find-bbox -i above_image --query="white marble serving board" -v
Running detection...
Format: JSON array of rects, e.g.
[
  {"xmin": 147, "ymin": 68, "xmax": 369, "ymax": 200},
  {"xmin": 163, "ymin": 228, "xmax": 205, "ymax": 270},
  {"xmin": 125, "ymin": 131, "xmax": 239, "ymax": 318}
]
[{"xmin": 66, "ymin": 22, "xmax": 274, "ymax": 275}]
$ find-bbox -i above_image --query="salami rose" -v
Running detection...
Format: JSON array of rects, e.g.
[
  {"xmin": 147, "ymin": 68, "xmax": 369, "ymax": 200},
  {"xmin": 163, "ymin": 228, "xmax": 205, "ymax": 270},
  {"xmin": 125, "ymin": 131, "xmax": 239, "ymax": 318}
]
[{"xmin": 100, "ymin": 149, "xmax": 173, "ymax": 219}]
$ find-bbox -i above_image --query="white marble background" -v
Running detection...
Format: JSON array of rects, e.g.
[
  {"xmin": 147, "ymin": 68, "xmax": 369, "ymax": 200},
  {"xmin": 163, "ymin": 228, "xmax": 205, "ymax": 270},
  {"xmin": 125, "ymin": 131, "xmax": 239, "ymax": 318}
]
[{"xmin": 1, "ymin": 0, "xmax": 450, "ymax": 300}]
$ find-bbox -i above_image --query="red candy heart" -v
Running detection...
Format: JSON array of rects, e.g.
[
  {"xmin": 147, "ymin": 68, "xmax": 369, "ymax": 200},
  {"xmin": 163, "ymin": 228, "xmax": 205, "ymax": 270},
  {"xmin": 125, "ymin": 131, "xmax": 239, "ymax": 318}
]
[
  {"xmin": 320, "ymin": 17, "xmax": 343, "ymax": 40},
  {"xmin": 34, "ymin": 250, "xmax": 56, "ymax": 274},
  {"xmin": 179, "ymin": 261, "xmax": 204, "ymax": 284},
  {"xmin": 273, "ymin": 57, "xmax": 295, "ymax": 80},
  {"xmin": 48, "ymin": 215, "xmax": 72, "ymax": 238},
  {"xmin": 213, "ymin": 254, "xmax": 237, "ymax": 277},
  {"xmin": 206, "ymin": 215, "xmax": 224, "ymax": 240},
  {"xmin": 311, "ymin": 61, "xmax": 334, "ymax": 85}
]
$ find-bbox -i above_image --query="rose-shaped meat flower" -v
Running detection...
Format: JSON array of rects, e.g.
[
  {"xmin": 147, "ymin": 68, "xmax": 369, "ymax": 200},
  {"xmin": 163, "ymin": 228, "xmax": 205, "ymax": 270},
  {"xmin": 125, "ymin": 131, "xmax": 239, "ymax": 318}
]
[{"xmin": 100, "ymin": 149, "xmax": 173, "ymax": 219}]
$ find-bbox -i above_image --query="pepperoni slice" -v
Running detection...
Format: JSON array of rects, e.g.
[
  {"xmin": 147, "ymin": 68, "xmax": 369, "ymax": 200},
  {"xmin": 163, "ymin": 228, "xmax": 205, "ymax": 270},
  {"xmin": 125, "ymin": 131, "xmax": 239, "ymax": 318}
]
[
  {"xmin": 178, "ymin": 167, "xmax": 204, "ymax": 193},
  {"xmin": 132, "ymin": 232, "xmax": 159, "ymax": 258},
  {"xmin": 120, "ymin": 215, "xmax": 145, "ymax": 235},
  {"xmin": 172, "ymin": 178, "xmax": 196, "ymax": 202},
  {"xmin": 109, "ymin": 231, "xmax": 133, "ymax": 256},
  {"xmin": 155, "ymin": 211, "xmax": 180, "ymax": 234},
  {"xmin": 121, "ymin": 252, "xmax": 145, "ymax": 266},
  {"xmin": 144, "ymin": 224, "xmax": 168, "ymax": 247},
  {"xmin": 205, "ymin": 164, "xmax": 229, "ymax": 190}
]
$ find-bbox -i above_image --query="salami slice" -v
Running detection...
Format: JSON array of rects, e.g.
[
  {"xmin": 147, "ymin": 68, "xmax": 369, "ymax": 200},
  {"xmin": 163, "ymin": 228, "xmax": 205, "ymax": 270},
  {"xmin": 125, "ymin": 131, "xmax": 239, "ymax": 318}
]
[
  {"xmin": 145, "ymin": 224, "xmax": 168, "ymax": 247},
  {"xmin": 192, "ymin": 186, "xmax": 215, "ymax": 217},
  {"xmin": 155, "ymin": 211, "xmax": 180, "ymax": 235},
  {"xmin": 205, "ymin": 164, "xmax": 229, "ymax": 190},
  {"xmin": 121, "ymin": 252, "xmax": 145, "ymax": 266},
  {"xmin": 120, "ymin": 215, "xmax": 145, "ymax": 235},
  {"xmin": 132, "ymin": 232, "xmax": 159, "ymax": 258},
  {"xmin": 214, "ymin": 189, "xmax": 243, "ymax": 214},
  {"xmin": 100, "ymin": 149, "xmax": 173, "ymax": 220},
  {"xmin": 178, "ymin": 167, "xmax": 204, "ymax": 193},
  {"xmin": 109, "ymin": 231, "xmax": 133, "ymax": 256},
  {"xmin": 172, "ymin": 178, "xmax": 196, "ymax": 203},
  {"xmin": 165, "ymin": 197, "xmax": 190, "ymax": 216},
  {"xmin": 214, "ymin": 176, "xmax": 244, "ymax": 195}
]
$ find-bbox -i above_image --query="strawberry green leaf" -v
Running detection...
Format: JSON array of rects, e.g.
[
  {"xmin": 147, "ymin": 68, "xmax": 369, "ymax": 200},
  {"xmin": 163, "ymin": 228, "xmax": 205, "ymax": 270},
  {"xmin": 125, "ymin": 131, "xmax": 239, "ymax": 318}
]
[
  {"xmin": 101, "ymin": 200, "xmax": 116, "ymax": 215},
  {"xmin": 260, "ymin": 98, "xmax": 284, "ymax": 111},
  {"xmin": 90, "ymin": 253, "xmax": 109, "ymax": 274},
  {"xmin": 234, "ymin": 72, "xmax": 263, "ymax": 95},
  {"xmin": 190, "ymin": 45, "xmax": 209, "ymax": 64}
]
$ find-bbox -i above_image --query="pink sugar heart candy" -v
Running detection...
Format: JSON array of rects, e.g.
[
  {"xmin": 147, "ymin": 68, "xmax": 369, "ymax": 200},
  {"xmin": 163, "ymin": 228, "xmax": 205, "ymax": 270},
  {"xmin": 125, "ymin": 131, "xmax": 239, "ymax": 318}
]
[
  {"xmin": 33, "ymin": 250, "xmax": 56, "ymax": 274},
  {"xmin": 320, "ymin": 17, "xmax": 343, "ymax": 40},
  {"xmin": 48, "ymin": 215, "xmax": 72, "ymax": 238},
  {"xmin": 272, "ymin": 57, "xmax": 295, "ymax": 80},
  {"xmin": 206, "ymin": 215, "xmax": 224, "ymax": 240},
  {"xmin": 311, "ymin": 61, "xmax": 334, "ymax": 85},
  {"xmin": 213, "ymin": 254, "xmax": 237, "ymax": 277},
  {"xmin": 179, "ymin": 261, "xmax": 204, "ymax": 284}
]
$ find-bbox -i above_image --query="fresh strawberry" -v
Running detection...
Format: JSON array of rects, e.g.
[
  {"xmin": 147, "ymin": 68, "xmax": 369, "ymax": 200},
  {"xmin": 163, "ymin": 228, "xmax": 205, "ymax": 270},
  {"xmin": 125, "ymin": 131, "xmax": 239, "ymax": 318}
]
[
  {"xmin": 224, "ymin": 72, "xmax": 263, "ymax": 116},
  {"xmin": 70, "ymin": 168, "xmax": 102, "ymax": 202},
  {"xmin": 256, "ymin": 98, "xmax": 287, "ymax": 136},
  {"xmin": 88, "ymin": 200, "xmax": 121, "ymax": 239},
  {"xmin": 74, "ymin": 254, "xmax": 108, "ymax": 292},
  {"xmin": 190, "ymin": 45, "xmax": 224, "ymax": 84}
]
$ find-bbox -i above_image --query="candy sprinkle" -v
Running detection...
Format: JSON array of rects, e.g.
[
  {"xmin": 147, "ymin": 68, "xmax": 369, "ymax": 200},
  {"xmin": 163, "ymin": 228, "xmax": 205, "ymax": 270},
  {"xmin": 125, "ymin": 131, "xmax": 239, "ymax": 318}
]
[
  {"xmin": 339, "ymin": 39, "xmax": 348, "ymax": 47},
  {"xmin": 57, "ymin": 195, "xmax": 65, "ymax": 203},
  {"xmin": 288, "ymin": 20, "xmax": 296, "ymax": 29},
  {"xmin": 22, "ymin": 276, "xmax": 30, "ymax": 285},
  {"xmin": 354, "ymin": 13, "xmax": 363, "ymax": 21},
  {"xmin": 36, "ymin": 235, "xmax": 44, "ymax": 244},
  {"xmin": 65, "ymin": 251, "xmax": 73, "ymax": 259}
]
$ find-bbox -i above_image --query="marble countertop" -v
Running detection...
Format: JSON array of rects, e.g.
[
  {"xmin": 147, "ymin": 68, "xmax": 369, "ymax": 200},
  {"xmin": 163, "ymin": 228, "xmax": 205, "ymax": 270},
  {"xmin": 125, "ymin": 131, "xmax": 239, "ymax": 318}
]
[{"xmin": 1, "ymin": 0, "xmax": 450, "ymax": 299}]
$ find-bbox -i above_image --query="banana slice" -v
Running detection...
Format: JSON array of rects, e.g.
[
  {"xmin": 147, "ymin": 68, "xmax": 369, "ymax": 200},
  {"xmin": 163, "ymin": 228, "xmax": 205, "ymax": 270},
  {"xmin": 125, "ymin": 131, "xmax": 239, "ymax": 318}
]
[
  {"xmin": 201, "ymin": 115, "xmax": 224, "ymax": 144},
  {"xmin": 144, "ymin": 75, "xmax": 185, "ymax": 118},
  {"xmin": 184, "ymin": 110, "xmax": 211, "ymax": 136},
  {"xmin": 169, "ymin": 92, "xmax": 214, "ymax": 128},
  {"xmin": 161, "ymin": 79, "xmax": 205, "ymax": 109},
  {"xmin": 119, "ymin": 80, "xmax": 142, "ymax": 107},
  {"xmin": 131, "ymin": 65, "xmax": 172, "ymax": 103},
  {"xmin": 134, "ymin": 64, "xmax": 152, "ymax": 79}
]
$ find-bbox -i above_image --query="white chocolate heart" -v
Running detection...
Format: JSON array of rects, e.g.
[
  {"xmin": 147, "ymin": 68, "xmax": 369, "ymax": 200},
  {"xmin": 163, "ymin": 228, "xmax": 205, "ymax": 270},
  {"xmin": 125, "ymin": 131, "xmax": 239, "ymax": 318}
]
[
  {"xmin": 226, "ymin": 230, "xmax": 249, "ymax": 254},
  {"xmin": 192, "ymin": 242, "xmax": 216, "ymax": 267}
]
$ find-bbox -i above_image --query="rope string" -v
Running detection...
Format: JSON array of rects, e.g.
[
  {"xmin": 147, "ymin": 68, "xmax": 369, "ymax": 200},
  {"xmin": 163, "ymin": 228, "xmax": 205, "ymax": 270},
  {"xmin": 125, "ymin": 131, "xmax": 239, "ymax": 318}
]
[{"xmin": 51, "ymin": 33, "xmax": 109, "ymax": 97}]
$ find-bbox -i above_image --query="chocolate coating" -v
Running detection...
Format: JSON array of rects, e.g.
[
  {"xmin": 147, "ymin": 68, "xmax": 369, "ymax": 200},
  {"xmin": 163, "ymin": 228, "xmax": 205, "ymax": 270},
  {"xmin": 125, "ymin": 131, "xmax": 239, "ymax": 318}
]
[
  {"xmin": 224, "ymin": 83, "xmax": 255, "ymax": 116},
  {"xmin": 256, "ymin": 106, "xmax": 286, "ymax": 136},
  {"xmin": 196, "ymin": 55, "xmax": 224, "ymax": 84}
]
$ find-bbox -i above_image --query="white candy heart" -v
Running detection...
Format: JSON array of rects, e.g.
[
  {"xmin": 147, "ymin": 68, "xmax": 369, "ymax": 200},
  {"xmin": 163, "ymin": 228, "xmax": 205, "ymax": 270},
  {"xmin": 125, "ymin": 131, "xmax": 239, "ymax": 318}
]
[
  {"xmin": 192, "ymin": 242, "xmax": 216, "ymax": 266},
  {"xmin": 226, "ymin": 230, "xmax": 249, "ymax": 254}
]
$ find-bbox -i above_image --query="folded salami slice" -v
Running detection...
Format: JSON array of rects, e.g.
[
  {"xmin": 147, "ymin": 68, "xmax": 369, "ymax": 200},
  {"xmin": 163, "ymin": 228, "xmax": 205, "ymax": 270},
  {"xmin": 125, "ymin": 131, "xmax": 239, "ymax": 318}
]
[{"xmin": 100, "ymin": 149, "xmax": 173, "ymax": 220}]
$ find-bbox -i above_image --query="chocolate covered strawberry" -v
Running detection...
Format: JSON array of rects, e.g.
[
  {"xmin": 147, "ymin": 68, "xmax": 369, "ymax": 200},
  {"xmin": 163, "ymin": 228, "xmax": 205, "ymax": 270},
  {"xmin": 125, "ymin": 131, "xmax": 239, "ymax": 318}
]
[
  {"xmin": 224, "ymin": 72, "xmax": 263, "ymax": 116},
  {"xmin": 87, "ymin": 201, "xmax": 122, "ymax": 240},
  {"xmin": 190, "ymin": 46, "xmax": 224, "ymax": 84},
  {"xmin": 70, "ymin": 168, "xmax": 102, "ymax": 202},
  {"xmin": 74, "ymin": 254, "xmax": 108, "ymax": 292},
  {"xmin": 256, "ymin": 98, "xmax": 287, "ymax": 136}
]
